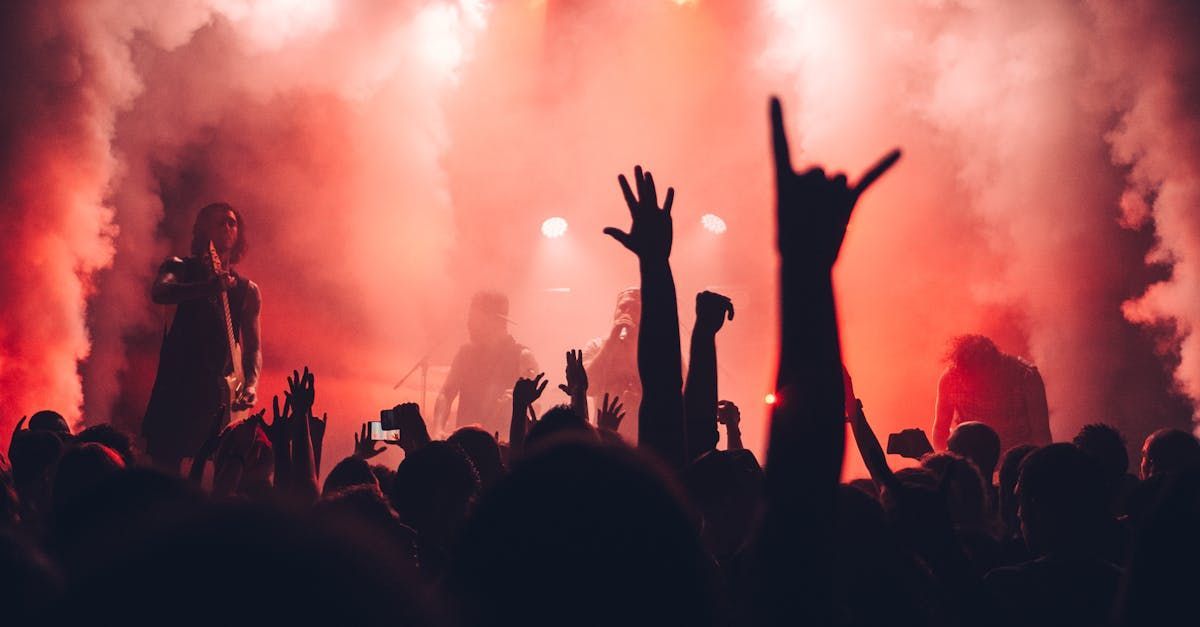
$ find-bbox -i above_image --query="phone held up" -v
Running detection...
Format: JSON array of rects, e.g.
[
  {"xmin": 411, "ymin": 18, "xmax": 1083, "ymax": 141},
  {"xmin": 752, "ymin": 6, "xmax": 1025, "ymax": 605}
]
[{"xmin": 370, "ymin": 409, "xmax": 401, "ymax": 442}]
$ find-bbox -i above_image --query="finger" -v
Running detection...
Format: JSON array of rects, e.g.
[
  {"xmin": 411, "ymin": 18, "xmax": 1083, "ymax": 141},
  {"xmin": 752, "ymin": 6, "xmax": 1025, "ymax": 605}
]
[
  {"xmin": 852, "ymin": 148, "xmax": 902, "ymax": 197},
  {"xmin": 832, "ymin": 173, "xmax": 848, "ymax": 190},
  {"xmin": 533, "ymin": 372, "xmax": 545, "ymax": 385},
  {"xmin": 644, "ymin": 171, "xmax": 658, "ymax": 208},
  {"xmin": 602, "ymin": 392, "xmax": 610, "ymax": 410},
  {"xmin": 559, "ymin": 384, "xmax": 570, "ymax": 394},
  {"xmin": 536, "ymin": 379, "xmax": 549, "ymax": 396},
  {"xmin": 663, "ymin": 187, "xmax": 674, "ymax": 214},
  {"xmin": 770, "ymin": 97, "xmax": 794, "ymax": 184},
  {"xmin": 603, "ymin": 227, "xmax": 634, "ymax": 250},
  {"xmin": 634, "ymin": 165, "xmax": 645, "ymax": 201},
  {"xmin": 726, "ymin": 300, "xmax": 735, "ymax": 321},
  {"xmin": 15, "ymin": 416, "xmax": 27, "ymax": 432},
  {"xmin": 618, "ymin": 174, "xmax": 638, "ymax": 212}
]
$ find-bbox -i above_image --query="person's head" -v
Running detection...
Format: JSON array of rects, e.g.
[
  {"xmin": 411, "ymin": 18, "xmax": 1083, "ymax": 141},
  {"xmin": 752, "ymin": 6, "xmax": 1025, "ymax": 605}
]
[
  {"xmin": 612, "ymin": 287, "xmax": 641, "ymax": 326},
  {"xmin": 1017, "ymin": 443, "xmax": 1107, "ymax": 556},
  {"xmin": 322, "ymin": 456, "xmax": 379, "ymax": 497},
  {"xmin": 51, "ymin": 443, "xmax": 125, "ymax": 516},
  {"xmin": 28, "ymin": 410, "xmax": 71, "ymax": 437},
  {"xmin": 998, "ymin": 444, "xmax": 1037, "ymax": 537},
  {"xmin": 7, "ymin": 430, "xmax": 64, "ymax": 522},
  {"xmin": 448, "ymin": 427, "xmax": 504, "ymax": 491},
  {"xmin": 948, "ymin": 421, "xmax": 1001, "ymax": 481},
  {"xmin": 525, "ymin": 405, "xmax": 596, "ymax": 450},
  {"xmin": 1140, "ymin": 428, "xmax": 1200, "ymax": 480},
  {"xmin": 387, "ymin": 441, "xmax": 480, "ymax": 553},
  {"xmin": 681, "ymin": 448, "xmax": 763, "ymax": 559},
  {"xmin": 75, "ymin": 424, "xmax": 135, "ymax": 466},
  {"xmin": 921, "ymin": 451, "xmax": 988, "ymax": 531},
  {"xmin": 467, "ymin": 290, "xmax": 510, "ymax": 344},
  {"xmin": 314, "ymin": 485, "xmax": 418, "ymax": 573},
  {"xmin": 448, "ymin": 441, "xmax": 718, "ymax": 627},
  {"xmin": 190, "ymin": 202, "xmax": 245, "ymax": 263},
  {"xmin": 945, "ymin": 334, "xmax": 1002, "ymax": 372},
  {"xmin": 1074, "ymin": 423, "xmax": 1129, "ymax": 499}
]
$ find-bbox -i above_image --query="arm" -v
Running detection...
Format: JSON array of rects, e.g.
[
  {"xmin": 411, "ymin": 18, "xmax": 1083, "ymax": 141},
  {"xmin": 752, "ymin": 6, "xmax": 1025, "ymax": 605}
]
[
  {"xmin": 848, "ymin": 400, "xmax": 900, "ymax": 493},
  {"xmin": 433, "ymin": 352, "xmax": 463, "ymax": 437},
  {"xmin": 933, "ymin": 372, "xmax": 955, "ymax": 450},
  {"xmin": 604, "ymin": 166, "xmax": 687, "ymax": 469},
  {"xmin": 285, "ymin": 368, "xmax": 319, "ymax": 503},
  {"xmin": 1024, "ymin": 367, "xmax": 1051, "ymax": 445},
  {"xmin": 509, "ymin": 373, "xmax": 547, "ymax": 459},
  {"xmin": 684, "ymin": 291, "xmax": 734, "ymax": 461},
  {"xmin": 239, "ymin": 281, "xmax": 263, "ymax": 405},
  {"xmin": 758, "ymin": 97, "xmax": 901, "ymax": 626}
]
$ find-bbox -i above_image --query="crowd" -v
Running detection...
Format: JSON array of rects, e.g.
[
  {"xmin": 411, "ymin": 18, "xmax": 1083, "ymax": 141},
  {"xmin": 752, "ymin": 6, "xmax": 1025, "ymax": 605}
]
[{"xmin": 3, "ymin": 97, "xmax": 1199, "ymax": 626}]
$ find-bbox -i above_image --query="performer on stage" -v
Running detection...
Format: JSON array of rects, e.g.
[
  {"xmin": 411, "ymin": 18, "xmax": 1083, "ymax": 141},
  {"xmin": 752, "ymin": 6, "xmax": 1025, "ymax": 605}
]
[
  {"xmin": 433, "ymin": 291, "xmax": 537, "ymax": 437},
  {"xmin": 583, "ymin": 288, "xmax": 641, "ymax": 441},
  {"xmin": 933, "ymin": 334, "xmax": 1050, "ymax": 453},
  {"xmin": 142, "ymin": 202, "xmax": 261, "ymax": 472}
]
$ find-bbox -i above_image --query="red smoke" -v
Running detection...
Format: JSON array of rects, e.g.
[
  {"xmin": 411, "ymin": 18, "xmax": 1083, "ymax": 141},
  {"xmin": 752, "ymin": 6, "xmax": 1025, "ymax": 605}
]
[{"xmin": 2, "ymin": 1, "xmax": 1196, "ymax": 472}]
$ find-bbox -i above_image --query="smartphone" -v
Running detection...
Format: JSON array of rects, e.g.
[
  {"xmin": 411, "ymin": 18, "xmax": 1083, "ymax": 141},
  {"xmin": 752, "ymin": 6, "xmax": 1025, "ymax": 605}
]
[{"xmin": 368, "ymin": 421, "xmax": 400, "ymax": 442}]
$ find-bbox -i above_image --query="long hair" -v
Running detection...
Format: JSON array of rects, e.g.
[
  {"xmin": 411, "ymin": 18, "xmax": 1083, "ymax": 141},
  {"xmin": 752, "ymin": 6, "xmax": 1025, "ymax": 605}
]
[
  {"xmin": 190, "ymin": 202, "xmax": 247, "ymax": 264},
  {"xmin": 944, "ymin": 334, "xmax": 1002, "ymax": 372}
]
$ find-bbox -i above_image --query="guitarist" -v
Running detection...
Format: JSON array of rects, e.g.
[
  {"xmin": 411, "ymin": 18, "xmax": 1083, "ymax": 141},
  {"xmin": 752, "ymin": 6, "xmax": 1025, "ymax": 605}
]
[{"xmin": 142, "ymin": 202, "xmax": 262, "ymax": 473}]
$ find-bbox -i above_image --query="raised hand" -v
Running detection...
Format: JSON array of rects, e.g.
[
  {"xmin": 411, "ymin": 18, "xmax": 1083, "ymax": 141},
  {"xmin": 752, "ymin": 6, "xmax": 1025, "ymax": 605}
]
[
  {"xmin": 716, "ymin": 400, "xmax": 741, "ymax": 427},
  {"xmin": 513, "ymin": 372, "xmax": 548, "ymax": 411},
  {"xmin": 394, "ymin": 402, "xmax": 431, "ymax": 453},
  {"xmin": 558, "ymin": 349, "xmax": 588, "ymax": 397},
  {"xmin": 604, "ymin": 165, "xmax": 676, "ymax": 261},
  {"xmin": 262, "ymin": 395, "xmax": 291, "ymax": 450},
  {"xmin": 286, "ymin": 367, "xmax": 315, "ymax": 420},
  {"xmin": 597, "ymin": 393, "xmax": 626, "ymax": 433},
  {"xmin": 695, "ymin": 291, "xmax": 735, "ymax": 335},
  {"xmin": 771, "ymin": 97, "xmax": 900, "ymax": 270},
  {"xmin": 354, "ymin": 422, "xmax": 386, "ymax": 460}
]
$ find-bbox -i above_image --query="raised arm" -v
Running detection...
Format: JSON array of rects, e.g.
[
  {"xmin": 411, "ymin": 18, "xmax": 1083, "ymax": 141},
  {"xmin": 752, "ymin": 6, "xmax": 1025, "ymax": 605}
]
[
  {"xmin": 558, "ymin": 350, "xmax": 589, "ymax": 421},
  {"xmin": 604, "ymin": 166, "xmax": 686, "ymax": 469},
  {"xmin": 285, "ymin": 367, "xmax": 319, "ymax": 503},
  {"xmin": 848, "ymin": 400, "xmax": 899, "ymax": 492},
  {"xmin": 509, "ymin": 373, "xmax": 547, "ymax": 459},
  {"xmin": 758, "ymin": 96, "xmax": 901, "ymax": 626},
  {"xmin": 684, "ymin": 291, "xmax": 734, "ymax": 462}
]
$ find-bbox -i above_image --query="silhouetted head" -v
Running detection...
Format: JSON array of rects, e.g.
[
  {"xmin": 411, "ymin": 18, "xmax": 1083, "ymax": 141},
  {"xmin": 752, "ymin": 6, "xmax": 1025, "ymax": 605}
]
[
  {"xmin": 998, "ymin": 444, "xmax": 1037, "ymax": 537},
  {"xmin": 1017, "ymin": 443, "xmax": 1107, "ymax": 556},
  {"xmin": 190, "ymin": 202, "xmax": 245, "ymax": 263},
  {"xmin": 322, "ymin": 456, "xmax": 379, "ymax": 497},
  {"xmin": 612, "ymin": 287, "xmax": 641, "ymax": 326},
  {"xmin": 1074, "ymin": 423, "xmax": 1129, "ymax": 489},
  {"xmin": 948, "ymin": 421, "xmax": 1001, "ymax": 481},
  {"xmin": 75, "ymin": 424, "xmax": 135, "ymax": 466},
  {"xmin": 51, "ymin": 443, "xmax": 124, "ymax": 516},
  {"xmin": 682, "ymin": 448, "xmax": 763, "ymax": 559},
  {"xmin": 7, "ymin": 430, "xmax": 64, "ymax": 523},
  {"xmin": 525, "ymin": 405, "xmax": 596, "ymax": 450},
  {"xmin": 314, "ymin": 485, "xmax": 418, "ymax": 574},
  {"xmin": 448, "ymin": 440, "xmax": 719, "ymax": 626},
  {"xmin": 28, "ymin": 410, "xmax": 70, "ymax": 436},
  {"xmin": 945, "ymin": 334, "xmax": 1002, "ymax": 372},
  {"xmin": 388, "ymin": 441, "xmax": 479, "ymax": 561},
  {"xmin": 448, "ymin": 426, "xmax": 504, "ymax": 490},
  {"xmin": 1140, "ymin": 428, "xmax": 1200, "ymax": 480},
  {"xmin": 921, "ymin": 451, "xmax": 988, "ymax": 532},
  {"xmin": 467, "ymin": 290, "xmax": 510, "ymax": 344},
  {"xmin": 58, "ymin": 502, "xmax": 430, "ymax": 626}
]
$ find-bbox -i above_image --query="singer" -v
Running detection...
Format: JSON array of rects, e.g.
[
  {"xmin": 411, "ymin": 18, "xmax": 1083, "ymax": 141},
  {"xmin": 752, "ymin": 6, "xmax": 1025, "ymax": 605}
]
[{"xmin": 583, "ymin": 288, "xmax": 641, "ymax": 441}]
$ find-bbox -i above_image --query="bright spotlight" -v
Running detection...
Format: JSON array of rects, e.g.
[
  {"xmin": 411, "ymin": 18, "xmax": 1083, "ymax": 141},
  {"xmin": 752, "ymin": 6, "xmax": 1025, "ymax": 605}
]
[
  {"xmin": 541, "ymin": 217, "xmax": 568, "ymax": 239},
  {"xmin": 701, "ymin": 213, "xmax": 727, "ymax": 235},
  {"xmin": 764, "ymin": 392, "xmax": 778, "ymax": 405}
]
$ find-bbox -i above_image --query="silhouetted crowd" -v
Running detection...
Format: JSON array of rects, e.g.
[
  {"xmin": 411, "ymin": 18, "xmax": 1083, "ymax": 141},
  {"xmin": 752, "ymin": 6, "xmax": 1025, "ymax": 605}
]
[{"xmin": 3, "ymin": 99, "xmax": 1199, "ymax": 626}]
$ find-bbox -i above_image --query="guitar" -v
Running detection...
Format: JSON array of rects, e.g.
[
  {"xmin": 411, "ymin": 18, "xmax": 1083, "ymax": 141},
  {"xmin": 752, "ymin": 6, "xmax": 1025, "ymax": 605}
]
[{"xmin": 206, "ymin": 241, "xmax": 249, "ymax": 425}]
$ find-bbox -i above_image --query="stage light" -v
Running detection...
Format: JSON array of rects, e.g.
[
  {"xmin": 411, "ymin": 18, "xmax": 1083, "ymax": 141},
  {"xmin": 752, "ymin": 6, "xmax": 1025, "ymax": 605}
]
[
  {"xmin": 764, "ymin": 392, "xmax": 777, "ymax": 405},
  {"xmin": 541, "ymin": 217, "xmax": 568, "ymax": 239},
  {"xmin": 701, "ymin": 213, "xmax": 727, "ymax": 234}
]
